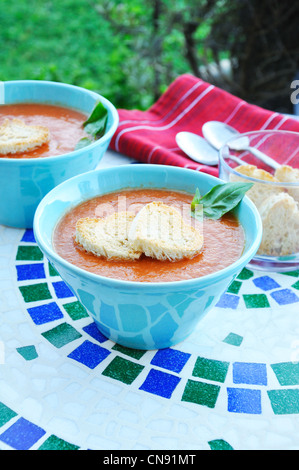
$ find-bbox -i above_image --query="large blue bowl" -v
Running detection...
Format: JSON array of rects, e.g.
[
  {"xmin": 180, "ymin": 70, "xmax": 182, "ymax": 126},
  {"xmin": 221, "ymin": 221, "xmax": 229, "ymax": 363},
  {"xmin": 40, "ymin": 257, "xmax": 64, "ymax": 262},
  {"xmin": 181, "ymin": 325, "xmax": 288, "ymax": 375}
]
[
  {"xmin": 33, "ymin": 164, "xmax": 262, "ymax": 350},
  {"xmin": 0, "ymin": 80, "xmax": 119, "ymax": 228}
]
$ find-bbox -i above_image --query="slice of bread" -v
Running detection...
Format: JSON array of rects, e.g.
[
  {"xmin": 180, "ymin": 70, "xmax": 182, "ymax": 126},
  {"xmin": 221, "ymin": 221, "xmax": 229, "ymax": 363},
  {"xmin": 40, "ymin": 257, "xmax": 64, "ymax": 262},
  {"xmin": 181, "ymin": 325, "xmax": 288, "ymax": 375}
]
[
  {"xmin": 0, "ymin": 118, "xmax": 50, "ymax": 155},
  {"xmin": 275, "ymin": 164, "xmax": 299, "ymax": 203},
  {"xmin": 128, "ymin": 201, "xmax": 203, "ymax": 261},
  {"xmin": 230, "ymin": 164, "xmax": 281, "ymax": 209},
  {"xmin": 258, "ymin": 192, "xmax": 299, "ymax": 256},
  {"xmin": 75, "ymin": 212, "xmax": 142, "ymax": 260}
]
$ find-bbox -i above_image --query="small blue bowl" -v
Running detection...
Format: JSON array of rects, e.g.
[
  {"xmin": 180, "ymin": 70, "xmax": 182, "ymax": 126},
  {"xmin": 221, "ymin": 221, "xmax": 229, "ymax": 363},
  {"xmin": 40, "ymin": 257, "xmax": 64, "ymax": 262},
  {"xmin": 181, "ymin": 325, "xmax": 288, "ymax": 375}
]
[
  {"xmin": 34, "ymin": 164, "xmax": 262, "ymax": 350},
  {"xmin": 0, "ymin": 80, "xmax": 119, "ymax": 228}
]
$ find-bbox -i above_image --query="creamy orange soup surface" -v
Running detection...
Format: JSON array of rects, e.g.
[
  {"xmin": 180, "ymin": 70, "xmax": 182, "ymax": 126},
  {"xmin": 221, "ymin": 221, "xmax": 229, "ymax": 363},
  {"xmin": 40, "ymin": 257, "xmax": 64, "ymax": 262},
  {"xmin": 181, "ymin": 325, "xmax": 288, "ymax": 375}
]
[
  {"xmin": 0, "ymin": 103, "xmax": 88, "ymax": 158},
  {"xmin": 53, "ymin": 189, "xmax": 245, "ymax": 283}
]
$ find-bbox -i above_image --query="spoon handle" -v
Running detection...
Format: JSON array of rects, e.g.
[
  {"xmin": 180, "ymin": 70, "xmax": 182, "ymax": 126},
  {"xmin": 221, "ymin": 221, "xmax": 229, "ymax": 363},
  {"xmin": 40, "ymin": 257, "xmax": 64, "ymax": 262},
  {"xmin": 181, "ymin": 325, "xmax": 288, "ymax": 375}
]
[{"xmin": 247, "ymin": 146, "xmax": 280, "ymax": 170}]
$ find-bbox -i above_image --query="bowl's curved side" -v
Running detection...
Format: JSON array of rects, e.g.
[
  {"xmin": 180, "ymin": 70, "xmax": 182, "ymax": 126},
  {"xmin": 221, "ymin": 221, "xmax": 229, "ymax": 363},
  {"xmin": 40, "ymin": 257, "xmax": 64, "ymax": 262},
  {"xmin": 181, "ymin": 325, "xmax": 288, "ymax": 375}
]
[{"xmin": 34, "ymin": 165, "xmax": 262, "ymax": 349}]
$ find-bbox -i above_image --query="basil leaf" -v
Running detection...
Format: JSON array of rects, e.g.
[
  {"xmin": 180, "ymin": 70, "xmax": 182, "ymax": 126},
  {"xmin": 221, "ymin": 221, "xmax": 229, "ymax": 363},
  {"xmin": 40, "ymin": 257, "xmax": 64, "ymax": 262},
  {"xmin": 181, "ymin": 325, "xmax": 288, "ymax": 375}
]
[
  {"xmin": 75, "ymin": 136, "xmax": 94, "ymax": 150},
  {"xmin": 191, "ymin": 182, "xmax": 253, "ymax": 220},
  {"xmin": 83, "ymin": 101, "xmax": 108, "ymax": 138}
]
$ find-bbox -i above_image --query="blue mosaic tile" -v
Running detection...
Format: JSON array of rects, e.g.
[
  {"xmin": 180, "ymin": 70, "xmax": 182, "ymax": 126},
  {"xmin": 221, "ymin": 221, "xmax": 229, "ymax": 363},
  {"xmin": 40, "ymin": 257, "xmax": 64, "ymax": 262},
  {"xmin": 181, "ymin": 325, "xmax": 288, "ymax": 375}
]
[
  {"xmin": 233, "ymin": 362, "xmax": 267, "ymax": 386},
  {"xmin": 20, "ymin": 229, "xmax": 36, "ymax": 243},
  {"xmin": 216, "ymin": 293, "xmax": 239, "ymax": 309},
  {"xmin": 27, "ymin": 302, "xmax": 64, "ymax": 325},
  {"xmin": 270, "ymin": 289, "xmax": 299, "ymax": 305},
  {"xmin": 16, "ymin": 263, "xmax": 46, "ymax": 281},
  {"xmin": 253, "ymin": 276, "xmax": 280, "ymax": 291},
  {"xmin": 139, "ymin": 369, "xmax": 181, "ymax": 399},
  {"xmin": 227, "ymin": 387, "xmax": 262, "ymax": 414},
  {"xmin": 83, "ymin": 322, "xmax": 108, "ymax": 343},
  {"xmin": 68, "ymin": 340, "xmax": 111, "ymax": 369},
  {"xmin": 52, "ymin": 280, "xmax": 74, "ymax": 299},
  {"xmin": 0, "ymin": 417, "xmax": 46, "ymax": 450},
  {"xmin": 150, "ymin": 348, "xmax": 191, "ymax": 373}
]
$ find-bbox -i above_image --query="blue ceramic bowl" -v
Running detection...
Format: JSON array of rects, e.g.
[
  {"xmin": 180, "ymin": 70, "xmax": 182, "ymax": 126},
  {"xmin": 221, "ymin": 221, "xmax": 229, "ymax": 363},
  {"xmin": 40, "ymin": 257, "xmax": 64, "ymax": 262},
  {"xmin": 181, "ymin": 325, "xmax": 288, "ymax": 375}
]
[
  {"xmin": 0, "ymin": 80, "xmax": 119, "ymax": 228},
  {"xmin": 33, "ymin": 164, "xmax": 262, "ymax": 350}
]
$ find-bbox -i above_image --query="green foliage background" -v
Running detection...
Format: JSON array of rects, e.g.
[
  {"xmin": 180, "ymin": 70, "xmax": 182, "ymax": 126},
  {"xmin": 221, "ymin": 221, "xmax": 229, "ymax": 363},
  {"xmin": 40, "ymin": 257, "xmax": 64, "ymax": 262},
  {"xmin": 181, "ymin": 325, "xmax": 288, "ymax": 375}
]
[
  {"xmin": 0, "ymin": 0, "xmax": 191, "ymax": 109},
  {"xmin": 1, "ymin": 0, "xmax": 298, "ymax": 113}
]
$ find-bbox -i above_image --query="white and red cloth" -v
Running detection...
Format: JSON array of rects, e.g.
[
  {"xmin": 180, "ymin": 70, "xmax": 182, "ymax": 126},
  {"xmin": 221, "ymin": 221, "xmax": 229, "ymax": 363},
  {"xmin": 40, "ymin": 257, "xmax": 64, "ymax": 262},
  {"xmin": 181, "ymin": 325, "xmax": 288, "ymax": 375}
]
[{"xmin": 110, "ymin": 73, "xmax": 299, "ymax": 176}]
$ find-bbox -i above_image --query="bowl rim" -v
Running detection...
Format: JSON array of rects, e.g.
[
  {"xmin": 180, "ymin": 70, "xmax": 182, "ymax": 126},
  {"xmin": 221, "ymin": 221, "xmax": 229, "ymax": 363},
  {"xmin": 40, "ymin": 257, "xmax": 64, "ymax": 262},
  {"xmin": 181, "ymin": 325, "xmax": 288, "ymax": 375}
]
[
  {"xmin": 219, "ymin": 129, "xmax": 299, "ymax": 187},
  {"xmin": 33, "ymin": 164, "xmax": 263, "ymax": 290},
  {"xmin": 0, "ymin": 80, "xmax": 119, "ymax": 164}
]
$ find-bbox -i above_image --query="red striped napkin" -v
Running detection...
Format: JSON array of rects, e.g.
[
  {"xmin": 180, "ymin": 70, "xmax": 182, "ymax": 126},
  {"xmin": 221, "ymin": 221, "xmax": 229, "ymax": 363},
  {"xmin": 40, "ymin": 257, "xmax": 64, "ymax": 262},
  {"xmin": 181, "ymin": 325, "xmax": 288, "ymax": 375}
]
[{"xmin": 109, "ymin": 73, "xmax": 299, "ymax": 176}]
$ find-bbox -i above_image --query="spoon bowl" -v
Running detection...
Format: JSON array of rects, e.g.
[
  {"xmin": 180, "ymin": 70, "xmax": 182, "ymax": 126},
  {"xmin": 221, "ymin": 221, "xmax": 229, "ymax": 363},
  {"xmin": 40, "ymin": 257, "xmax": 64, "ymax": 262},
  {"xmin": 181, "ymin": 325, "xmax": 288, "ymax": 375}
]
[
  {"xmin": 202, "ymin": 121, "xmax": 239, "ymax": 150},
  {"xmin": 176, "ymin": 131, "xmax": 219, "ymax": 165}
]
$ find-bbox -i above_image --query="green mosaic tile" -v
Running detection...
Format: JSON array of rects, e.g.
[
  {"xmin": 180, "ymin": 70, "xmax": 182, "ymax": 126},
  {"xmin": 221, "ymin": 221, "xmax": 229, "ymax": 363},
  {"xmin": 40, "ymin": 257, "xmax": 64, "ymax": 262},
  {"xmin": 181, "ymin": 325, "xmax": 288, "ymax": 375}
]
[
  {"xmin": 63, "ymin": 301, "xmax": 89, "ymax": 321},
  {"xmin": 0, "ymin": 402, "xmax": 17, "ymax": 427},
  {"xmin": 19, "ymin": 283, "xmax": 52, "ymax": 303},
  {"xmin": 243, "ymin": 294, "xmax": 270, "ymax": 309},
  {"xmin": 227, "ymin": 280, "xmax": 242, "ymax": 295},
  {"xmin": 292, "ymin": 280, "xmax": 299, "ymax": 290},
  {"xmin": 223, "ymin": 332, "xmax": 243, "ymax": 347},
  {"xmin": 267, "ymin": 389, "xmax": 299, "ymax": 415},
  {"xmin": 16, "ymin": 345, "xmax": 38, "ymax": 361},
  {"xmin": 42, "ymin": 322, "xmax": 82, "ymax": 348},
  {"xmin": 193, "ymin": 356, "xmax": 229, "ymax": 383},
  {"xmin": 237, "ymin": 268, "xmax": 254, "ymax": 280},
  {"xmin": 182, "ymin": 379, "xmax": 220, "ymax": 408},
  {"xmin": 208, "ymin": 439, "xmax": 234, "ymax": 450},
  {"xmin": 102, "ymin": 356, "xmax": 144, "ymax": 385},
  {"xmin": 112, "ymin": 343, "xmax": 146, "ymax": 360},
  {"xmin": 281, "ymin": 270, "xmax": 299, "ymax": 278},
  {"xmin": 48, "ymin": 262, "xmax": 59, "ymax": 277},
  {"xmin": 38, "ymin": 434, "xmax": 80, "ymax": 450},
  {"xmin": 271, "ymin": 362, "xmax": 299, "ymax": 386},
  {"xmin": 16, "ymin": 245, "xmax": 43, "ymax": 261}
]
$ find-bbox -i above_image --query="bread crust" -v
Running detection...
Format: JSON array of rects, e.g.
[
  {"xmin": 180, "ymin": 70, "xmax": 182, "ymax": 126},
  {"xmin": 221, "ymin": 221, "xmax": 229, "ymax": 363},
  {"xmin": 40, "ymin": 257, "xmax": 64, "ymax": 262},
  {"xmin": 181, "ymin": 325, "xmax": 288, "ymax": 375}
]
[
  {"xmin": 128, "ymin": 201, "xmax": 203, "ymax": 261},
  {"xmin": 75, "ymin": 212, "xmax": 142, "ymax": 260},
  {"xmin": 275, "ymin": 165, "xmax": 299, "ymax": 203},
  {"xmin": 0, "ymin": 118, "xmax": 50, "ymax": 155},
  {"xmin": 75, "ymin": 202, "xmax": 204, "ymax": 262},
  {"xmin": 230, "ymin": 164, "xmax": 281, "ymax": 209},
  {"xmin": 258, "ymin": 192, "xmax": 299, "ymax": 256},
  {"xmin": 230, "ymin": 164, "xmax": 299, "ymax": 256}
]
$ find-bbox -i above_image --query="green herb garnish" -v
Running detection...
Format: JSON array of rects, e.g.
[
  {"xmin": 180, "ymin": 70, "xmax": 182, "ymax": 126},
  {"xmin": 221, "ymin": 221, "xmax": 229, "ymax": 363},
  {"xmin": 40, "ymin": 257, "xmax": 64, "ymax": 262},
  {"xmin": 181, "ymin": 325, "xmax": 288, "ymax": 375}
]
[
  {"xmin": 75, "ymin": 101, "xmax": 108, "ymax": 150},
  {"xmin": 191, "ymin": 182, "xmax": 253, "ymax": 220}
]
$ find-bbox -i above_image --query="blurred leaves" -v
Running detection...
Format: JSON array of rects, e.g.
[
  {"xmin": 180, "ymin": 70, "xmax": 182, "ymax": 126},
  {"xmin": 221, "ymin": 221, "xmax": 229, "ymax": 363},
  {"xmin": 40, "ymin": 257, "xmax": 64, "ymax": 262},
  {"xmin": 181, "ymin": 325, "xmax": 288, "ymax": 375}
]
[{"xmin": 0, "ymin": 0, "xmax": 297, "ymax": 112}]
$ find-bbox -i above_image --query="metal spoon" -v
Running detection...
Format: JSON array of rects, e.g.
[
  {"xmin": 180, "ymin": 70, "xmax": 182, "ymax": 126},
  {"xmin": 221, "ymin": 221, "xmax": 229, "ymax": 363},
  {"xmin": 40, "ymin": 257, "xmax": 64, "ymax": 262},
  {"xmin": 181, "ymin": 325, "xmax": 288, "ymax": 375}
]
[
  {"xmin": 202, "ymin": 121, "xmax": 239, "ymax": 150},
  {"xmin": 228, "ymin": 135, "xmax": 280, "ymax": 170},
  {"xmin": 202, "ymin": 121, "xmax": 280, "ymax": 170},
  {"xmin": 175, "ymin": 131, "xmax": 219, "ymax": 165},
  {"xmin": 176, "ymin": 131, "xmax": 245, "ymax": 166}
]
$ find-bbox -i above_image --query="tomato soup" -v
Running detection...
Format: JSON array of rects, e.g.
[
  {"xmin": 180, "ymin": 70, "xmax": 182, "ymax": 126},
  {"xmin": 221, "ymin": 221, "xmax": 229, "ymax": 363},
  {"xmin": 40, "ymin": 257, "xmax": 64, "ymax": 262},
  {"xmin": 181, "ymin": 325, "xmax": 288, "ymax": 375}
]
[
  {"xmin": 0, "ymin": 103, "xmax": 88, "ymax": 158},
  {"xmin": 53, "ymin": 189, "xmax": 245, "ymax": 282}
]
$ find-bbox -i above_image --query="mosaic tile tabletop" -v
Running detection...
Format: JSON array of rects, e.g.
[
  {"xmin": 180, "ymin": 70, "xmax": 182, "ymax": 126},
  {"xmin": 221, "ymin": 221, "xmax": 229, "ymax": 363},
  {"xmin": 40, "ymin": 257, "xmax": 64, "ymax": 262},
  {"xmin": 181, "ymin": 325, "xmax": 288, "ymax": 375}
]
[{"xmin": 1, "ymin": 151, "xmax": 299, "ymax": 451}]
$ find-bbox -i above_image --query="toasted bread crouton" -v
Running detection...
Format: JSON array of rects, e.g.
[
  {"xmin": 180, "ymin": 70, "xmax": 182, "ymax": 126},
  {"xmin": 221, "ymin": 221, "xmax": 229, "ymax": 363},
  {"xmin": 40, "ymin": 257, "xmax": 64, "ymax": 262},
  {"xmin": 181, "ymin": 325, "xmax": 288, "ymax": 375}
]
[
  {"xmin": 230, "ymin": 164, "xmax": 281, "ymax": 209},
  {"xmin": 128, "ymin": 201, "xmax": 203, "ymax": 261},
  {"xmin": 275, "ymin": 165, "xmax": 299, "ymax": 203},
  {"xmin": 0, "ymin": 118, "xmax": 50, "ymax": 155},
  {"xmin": 258, "ymin": 192, "xmax": 299, "ymax": 256},
  {"xmin": 75, "ymin": 212, "xmax": 142, "ymax": 260}
]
